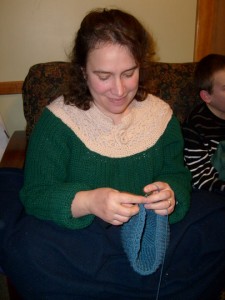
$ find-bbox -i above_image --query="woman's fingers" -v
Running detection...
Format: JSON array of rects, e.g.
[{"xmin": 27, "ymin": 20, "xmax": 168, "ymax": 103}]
[{"xmin": 143, "ymin": 182, "xmax": 175, "ymax": 215}]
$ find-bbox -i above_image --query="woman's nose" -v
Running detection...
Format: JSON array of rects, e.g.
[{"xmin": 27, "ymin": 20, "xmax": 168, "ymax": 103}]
[{"xmin": 111, "ymin": 78, "xmax": 124, "ymax": 96}]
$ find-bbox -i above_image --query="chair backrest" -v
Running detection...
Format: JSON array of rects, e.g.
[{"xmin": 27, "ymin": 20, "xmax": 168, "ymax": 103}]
[
  {"xmin": 22, "ymin": 61, "xmax": 201, "ymax": 138},
  {"xmin": 149, "ymin": 62, "xmax": 201, "ymax": 122},
  {"xmin": 22, "ymin": 62, "xmax": 70, "ymax": 138}
]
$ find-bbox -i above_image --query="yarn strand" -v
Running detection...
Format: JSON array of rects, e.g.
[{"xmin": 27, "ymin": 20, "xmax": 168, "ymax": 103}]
[{"xmin": 155, "ymin": 209, "xmax": 169, "ymax": 300}]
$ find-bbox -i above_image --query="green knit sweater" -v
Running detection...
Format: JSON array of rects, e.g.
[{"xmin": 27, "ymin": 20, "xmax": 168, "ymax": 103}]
[{"xmin": 20, "ymin": 95, "xmax": 191, "ymax": 229}]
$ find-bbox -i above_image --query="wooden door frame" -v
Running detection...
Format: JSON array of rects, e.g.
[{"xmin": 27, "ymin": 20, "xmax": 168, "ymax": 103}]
[{"xmin": 194, "ymin": 0, "xmax": 217, "ymax": 61}]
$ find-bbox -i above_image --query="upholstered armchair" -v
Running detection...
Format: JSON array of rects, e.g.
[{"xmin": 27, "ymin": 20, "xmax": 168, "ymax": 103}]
[
  {"xmin": 0, "ymin": 60, "xmax": 201, "ymax": 169},
  {"xmin": 2, "ymin": 60, "xmax": 225, "ymax": 300},
  {"xmin": 2, "ymin": 61, "xmax": 223, "ymax": 299}
]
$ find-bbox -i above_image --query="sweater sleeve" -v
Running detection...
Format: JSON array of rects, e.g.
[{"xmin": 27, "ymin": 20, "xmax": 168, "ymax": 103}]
[
  {"xmin": 154, "ymin": 116, "xmax": 192, "ymax": 224},
  {"xmin": 182, "ymin": 120, "xmax": 225, "ymax": 194},
  {"xmin": 20, "ymin": 109, "xmax": 95, "ymax": 229}
]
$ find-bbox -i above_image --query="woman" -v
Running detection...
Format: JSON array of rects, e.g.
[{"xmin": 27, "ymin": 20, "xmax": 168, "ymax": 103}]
[{"xmin": 0, "ymin": 8, "xmax": 224, "ymax": 300}]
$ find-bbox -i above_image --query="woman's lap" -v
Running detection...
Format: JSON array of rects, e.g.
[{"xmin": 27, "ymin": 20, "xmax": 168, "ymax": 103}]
[
  {"xmin": 0, "ymin": 169, "xmax": 225, "ymax": 299},
  {"xmin": 162, "ymin": 189, "xmax": 225, "ymax": 299}
]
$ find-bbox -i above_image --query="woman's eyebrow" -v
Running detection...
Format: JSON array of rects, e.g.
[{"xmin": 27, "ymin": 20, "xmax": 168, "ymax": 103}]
[
  {"xmin": 93, "ymin": 70, "xmax": 111, "ymax": 75},
  {"xmin": 93, "ymin": 65, "xmax": 138, "ymax": 75},
  {"xmin": 122, "ymin": 66, "xmax": 138, "ymax": 73}
]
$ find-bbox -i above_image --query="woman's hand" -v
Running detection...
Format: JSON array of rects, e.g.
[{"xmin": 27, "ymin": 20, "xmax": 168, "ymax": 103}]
[
  {"xmin": 71, "ymin": 188, "xmax": 146, "ymax": 226},
  {"xmin": 143, "ymin": 182, "xmax": 175, "ymax": 215},
  {"xmin": 71, "ymin": 182, "xmax": 175, "ymax": 225}
]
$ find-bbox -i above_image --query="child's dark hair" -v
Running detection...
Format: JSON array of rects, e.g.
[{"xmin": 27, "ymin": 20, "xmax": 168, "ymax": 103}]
[{"xmin": 195, "ymin": 53, "xmax": 225, "ymax": 94}]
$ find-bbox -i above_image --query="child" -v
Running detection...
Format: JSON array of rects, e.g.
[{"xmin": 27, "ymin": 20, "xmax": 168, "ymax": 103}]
[{"xmin": 182, "ymin": 53, "xmax": 225, "ymax": 195}]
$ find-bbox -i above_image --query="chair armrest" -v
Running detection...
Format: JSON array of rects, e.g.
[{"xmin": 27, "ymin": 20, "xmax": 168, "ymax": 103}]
[{"xmin": 0, "ymin": 130, "xmax": 27, "ymax": 169}]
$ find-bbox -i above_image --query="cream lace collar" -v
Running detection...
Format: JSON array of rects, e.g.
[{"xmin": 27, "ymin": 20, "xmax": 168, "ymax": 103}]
[{"xmin": 48, "ymin": 95, "xmax": 172, "ymax": 158}]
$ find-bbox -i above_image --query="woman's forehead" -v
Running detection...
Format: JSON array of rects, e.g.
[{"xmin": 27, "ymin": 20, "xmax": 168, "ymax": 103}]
[{"xmin": 87, "ymin": 43, "xmax": 135, "ymax": 68}]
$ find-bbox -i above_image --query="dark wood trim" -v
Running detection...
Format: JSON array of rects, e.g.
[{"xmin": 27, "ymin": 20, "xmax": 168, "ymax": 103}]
[
  {"xmin": 0, "ymin": 81, "xmax": 23, "ymax": 95},
  {"xmin": 194, "ymin": 0, "xmax": 225, "ymax": 61},
  {"xmin": 194, "ymin": 0, "xmax": 216, "ymax": 61},
  {"xmin": 0, "ymin": 131, "xmax": 27, "ymax": 169}
]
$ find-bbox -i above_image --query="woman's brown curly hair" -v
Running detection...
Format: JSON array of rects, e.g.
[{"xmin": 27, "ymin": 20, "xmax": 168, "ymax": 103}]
[{"xmin": 64, "ymin": 8, "xmax": 156, "ymax": 110}]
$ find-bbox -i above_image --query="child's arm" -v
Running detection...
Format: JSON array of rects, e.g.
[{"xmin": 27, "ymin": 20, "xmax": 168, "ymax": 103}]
[{"xmin": 182, "ymin": 123, "xmax": 225, "ymax": 194}]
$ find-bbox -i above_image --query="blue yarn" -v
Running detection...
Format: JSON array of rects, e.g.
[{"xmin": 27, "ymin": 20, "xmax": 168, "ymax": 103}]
[{"xmin": 121, "ymin": 204, "xmax": 170, "ymax": 275}]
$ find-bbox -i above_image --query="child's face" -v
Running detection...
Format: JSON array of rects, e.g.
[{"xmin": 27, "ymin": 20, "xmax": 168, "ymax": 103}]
[{"xmin": 208, "ymin": 69, "xmax": 225, "ymax": 119}]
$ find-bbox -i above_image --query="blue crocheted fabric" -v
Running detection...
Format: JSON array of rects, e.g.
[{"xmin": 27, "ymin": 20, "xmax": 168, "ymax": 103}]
[{"xmin": 121, "ymin": 204, "xmax": 170, "ymax": 275}]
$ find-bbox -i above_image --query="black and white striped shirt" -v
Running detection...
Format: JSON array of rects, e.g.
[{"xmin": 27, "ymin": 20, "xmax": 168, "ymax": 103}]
[{"xmin": 182, "ymin": 103, "xmax": 225, "ymax": 194}]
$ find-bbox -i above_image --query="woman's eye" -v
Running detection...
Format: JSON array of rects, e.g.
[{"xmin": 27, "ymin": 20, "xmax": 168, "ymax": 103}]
[
  {"xmin": 96, "ymin": 73, "xmax": 111, "ymax": 81},
  {"xmin": 123, "ymin": 72, "xmax": 134, "ymax": 78},
  {"xmin": 98, "ymin": 76, "xmax": 110, "ymax": 81}
]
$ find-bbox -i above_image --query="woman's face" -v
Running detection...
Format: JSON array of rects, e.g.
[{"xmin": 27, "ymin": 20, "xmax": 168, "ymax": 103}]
[{"xmin": 84, "ymin": 43, "xmax": 139, "ymax": 124}]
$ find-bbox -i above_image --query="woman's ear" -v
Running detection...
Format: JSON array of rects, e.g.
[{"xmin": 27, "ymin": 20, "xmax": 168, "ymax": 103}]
[{"xmin": 200, "ymin": 90, "xmax": 211, "ymax": 104}]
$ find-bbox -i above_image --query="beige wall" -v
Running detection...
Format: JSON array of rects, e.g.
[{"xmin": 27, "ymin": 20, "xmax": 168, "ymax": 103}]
[{"xmin": 0, "ymin": 0, "xmax": 197, "ymax": 136}]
